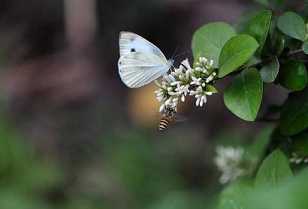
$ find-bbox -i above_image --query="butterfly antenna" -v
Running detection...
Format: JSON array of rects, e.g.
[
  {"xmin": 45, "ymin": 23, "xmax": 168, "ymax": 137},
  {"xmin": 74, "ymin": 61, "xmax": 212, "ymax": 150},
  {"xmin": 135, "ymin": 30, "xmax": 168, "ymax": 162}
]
[{"xmin": 171, "ymin": 46, "xmax": 179, "ymax": 60}]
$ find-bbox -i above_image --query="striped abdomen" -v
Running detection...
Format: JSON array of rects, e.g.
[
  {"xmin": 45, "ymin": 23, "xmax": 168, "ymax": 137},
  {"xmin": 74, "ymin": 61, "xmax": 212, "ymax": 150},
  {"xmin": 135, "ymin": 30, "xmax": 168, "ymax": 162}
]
[{"xmin": 158, "ymin": 117, "xmax": 172, "ymax": 131}]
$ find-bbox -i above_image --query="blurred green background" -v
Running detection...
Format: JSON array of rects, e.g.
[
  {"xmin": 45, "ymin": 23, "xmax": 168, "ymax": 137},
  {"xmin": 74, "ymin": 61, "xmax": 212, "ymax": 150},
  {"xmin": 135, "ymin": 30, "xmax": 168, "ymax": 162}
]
[{"xmin": 0, "ymin": 0, "xmax": 304, "ymax": 209}]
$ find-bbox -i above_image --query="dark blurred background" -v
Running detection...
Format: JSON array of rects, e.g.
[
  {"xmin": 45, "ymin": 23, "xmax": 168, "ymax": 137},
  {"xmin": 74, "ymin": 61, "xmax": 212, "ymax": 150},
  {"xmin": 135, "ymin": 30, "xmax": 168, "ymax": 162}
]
[{"xmin": 0, "ymin": 0, "xmax": 303, "ymax": 208}]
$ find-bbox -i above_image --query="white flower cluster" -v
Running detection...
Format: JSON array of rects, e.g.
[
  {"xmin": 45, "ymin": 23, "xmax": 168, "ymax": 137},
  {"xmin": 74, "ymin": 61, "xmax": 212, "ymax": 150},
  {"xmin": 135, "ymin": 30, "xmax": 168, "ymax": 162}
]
[
  {"xmin": 155, "ymin": 57, "xmax": 217, "ymax": 112},
  {"xmin": 214, "ymin": 146, "xmax": 247, "ymax": 184},
  {"xmin": 289, "ymin": 152, "xmax": 308, "ymax": 164}
]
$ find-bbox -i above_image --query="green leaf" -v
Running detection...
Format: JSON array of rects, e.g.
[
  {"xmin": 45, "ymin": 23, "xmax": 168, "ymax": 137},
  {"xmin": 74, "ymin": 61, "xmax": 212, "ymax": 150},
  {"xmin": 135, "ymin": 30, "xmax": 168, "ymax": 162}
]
[
  {"xmin": 277, "ymin": 12, "xmax": 306, "ymax": 41},
  {"xmin": 218, "ymin": 180, "xmax": 253, "ymax": 209},
  {"xmin": 218, "ymin": 35, "xmax": 259, "ymax": 78},
  {"xmin": 246, "ymin": 127, "xmax": 273, "ymax": 161},
  {"xmin": 260, "ymin": 57, "xmax": 279, "ymax": 83},
  {"xmin": 255, "ymin": 149, "xmax": 292, "ymax": 187},
  {"xmin": 302, "ymin": 41, "xmax": 308, "ymax": 54},
  {"xmin": 242, "ymin": 127, "xmax": 273, "ymax": 173},
  {"xmin": 206, "ymin": 84, "xmax": 218, "ymax": 93},
  {"xmin": 242, "ymin": 10, "xmax": 272, "ymax": 55},
  {"xmin": 271, "ymin": 31, "xmax": 286, "ymax": 56},
  {"xmin": 245, "ymin": 56, "xmax": 261, "ymax": 67},
  {"xmin": 192, "ymin": 22, "xmax": 236, "ymax": 68},
  {"xmin": 280, "ymin": 88, "xmax": 308, "ymax": 136},
  {"xmin": 150, "ymin": 192, "xmax": 205, "ymax": 209},
  {"xmin": 223, "ymin": 68, "xmax": 263, "ymax": 121},
  {"xmin": 280, "ymin": 60, "xmax": 307, "ymax": 91},
  {"xmin": 242, "ymin": 169, "xmax": 308, "ymax": 209}
]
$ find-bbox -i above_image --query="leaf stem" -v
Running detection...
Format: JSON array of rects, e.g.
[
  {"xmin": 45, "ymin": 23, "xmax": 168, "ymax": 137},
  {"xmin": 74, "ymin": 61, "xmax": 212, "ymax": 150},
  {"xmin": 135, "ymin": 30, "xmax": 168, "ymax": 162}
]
[
  {"xmin": 286, "ymin": 48, "xmax": 304, "ymax": 56},
  {"xmin": 248, "ymin": 49, "xmax": 305, "ymax": 68}
]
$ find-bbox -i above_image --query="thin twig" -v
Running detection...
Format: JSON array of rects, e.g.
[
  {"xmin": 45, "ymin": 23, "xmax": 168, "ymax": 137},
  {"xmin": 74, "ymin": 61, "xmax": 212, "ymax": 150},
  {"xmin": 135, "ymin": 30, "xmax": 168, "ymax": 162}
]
[
  {"xmin": 286, "ymin": 49, "xmax": 304, "ymax": 57},
  {"xmin": 256, "ymin": 117, "xmax": 279, "ymax": 123}
]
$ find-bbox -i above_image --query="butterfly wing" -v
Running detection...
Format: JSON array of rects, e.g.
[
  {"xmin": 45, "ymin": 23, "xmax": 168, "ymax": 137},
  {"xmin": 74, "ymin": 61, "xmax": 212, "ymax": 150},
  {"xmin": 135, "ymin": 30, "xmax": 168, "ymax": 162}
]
[
  {"xmin": 118, "ymin": 52, "xmax": 171, "ymax": 88},
  {"xmin": 119, "ymin": 31, "xmax": 167, "ymax": 61}
]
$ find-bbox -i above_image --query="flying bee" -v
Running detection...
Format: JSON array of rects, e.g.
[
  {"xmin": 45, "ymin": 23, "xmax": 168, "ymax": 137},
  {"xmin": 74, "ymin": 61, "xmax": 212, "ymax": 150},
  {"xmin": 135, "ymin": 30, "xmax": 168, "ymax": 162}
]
[
  {"xmin": 158, "ymin": 106, "xmax": 176, "ymax": 131},
  {"xmin": 158, "ymin": 106, "xmax": 185, "ymax": 131}
]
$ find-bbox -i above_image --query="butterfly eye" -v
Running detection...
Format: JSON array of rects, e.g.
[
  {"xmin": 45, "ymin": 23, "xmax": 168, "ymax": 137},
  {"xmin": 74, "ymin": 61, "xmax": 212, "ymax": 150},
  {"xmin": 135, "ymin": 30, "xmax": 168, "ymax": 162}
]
[{"xmin": 130, "ymin": 48, "xmax": 136, "ymax": 52}]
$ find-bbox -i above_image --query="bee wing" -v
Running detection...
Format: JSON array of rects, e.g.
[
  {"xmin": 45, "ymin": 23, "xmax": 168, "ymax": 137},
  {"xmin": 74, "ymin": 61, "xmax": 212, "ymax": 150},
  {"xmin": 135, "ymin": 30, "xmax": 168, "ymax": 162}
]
[{"xmin": 175, "ymin": 114, "xmax": 187, "ymax": 122}]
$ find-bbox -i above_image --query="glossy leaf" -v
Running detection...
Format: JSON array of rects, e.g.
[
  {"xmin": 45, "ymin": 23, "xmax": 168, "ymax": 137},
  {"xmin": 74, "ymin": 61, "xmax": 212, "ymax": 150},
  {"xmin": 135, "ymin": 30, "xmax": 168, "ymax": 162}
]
[
  {"xmin": 246, "ymin": 127, "xmax": 273, "ymax": 161},
  {"xmin": 242, "ymin": 169, "xmax": 308, "ymax": 209},
  {"xmin": 280, "ymin": 60, "xmax": 307, "ymax": 91},
  {"xmin": 192, "ymin": 22, "xmax": 236, "ymax": 68},
  {"xmin": 271, "ymin": 31, "xmax": 286, "ymax": 56},
  {"xmin": 255, "ymin": 149, "xmax": 292, "ymax": 187},
  {"xmin": 218, "ymin": 180, "xmax": 253, "ymax": 209},
  {"xmin": 219, "ymin": 35, "xmax": 259, "ymax": 78},
  {"xmin": 242, "ymin": 10, "xmax": 272, "ymax": 55},
  {"xmin": 302, "ymin": 41, "xmax": 308, "ymax": 54},
  {"xmin": 223, "ymin": 68, "xmax": 263, "ymax": 121},
  {"xmin": 280, "ymin": 88, "xmax": 308, "ymax": 136},
  {"xmin": 277, "ymin": 12, "xmax": 306, "ymax": 41},
  {"xmin": 260, "ymin": 57, "xmax": 279, "ymax": 83}
]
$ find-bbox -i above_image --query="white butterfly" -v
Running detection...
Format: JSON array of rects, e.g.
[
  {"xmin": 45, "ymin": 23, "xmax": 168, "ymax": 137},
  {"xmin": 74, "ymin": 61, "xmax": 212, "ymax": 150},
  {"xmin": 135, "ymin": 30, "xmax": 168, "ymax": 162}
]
[{"xmin": 118, "ymin": 31, "xmax": 173, "ymax": 88}]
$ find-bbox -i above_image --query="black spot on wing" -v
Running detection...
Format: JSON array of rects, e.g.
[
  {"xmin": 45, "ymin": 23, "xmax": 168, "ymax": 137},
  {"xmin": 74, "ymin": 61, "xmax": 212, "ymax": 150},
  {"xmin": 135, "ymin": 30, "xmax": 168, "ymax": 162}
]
[{"xmin": 130, "ymin": 48, "xmax": 136, "ymax": 52}]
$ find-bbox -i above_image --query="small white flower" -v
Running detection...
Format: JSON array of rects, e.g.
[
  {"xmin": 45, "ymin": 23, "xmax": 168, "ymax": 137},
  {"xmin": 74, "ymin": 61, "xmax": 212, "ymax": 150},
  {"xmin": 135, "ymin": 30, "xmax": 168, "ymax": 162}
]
[
  {"xmin": 296, "ymin": 158, "xmax": 302, "ymax": 164},
  {"xmin": 172, "ymin": 97, "xmax": 179, "ymax": 103},
  {"xmin": 190, "ymin": 86, "xmax": 201, "ymax": 95},
  {"xmin": 175, "ymin": 84, "xmax": 189, "ymax": 96},
  {"xmin": 206, "ymin": 72, "xmax": 216, "ymax": 83},
  {"xmin": 200, "ymin": 57, "xmax": 208, "ymax": 63},
  {"xmin": 202, "ymin": 68, "xmax": 208, "ymax": 74},
  {"xmin": 171, "ymin": 81, "xmax": 180, "ymax": 86},
  {"xmin": 195, "ymin": 95, "xmax": 207, "ymax": 107},
  {"xmin": 185, "ymin": 69, "xmax": 192, "ymax": 80},
  {"xmin": 181, "ymin": 94, "xmax": 185, "ymax": 102},
  {"xmin": 173, "ymin": 67, "xmax": 183, "ymax": 76},
  {"xmin": 209, "ymin": 59, "xmax": 214, "ymax": 67},
  {"xmin": 191, "ymin": 76, "xmax": 202, "ymax": 86},
  {"xmin": 289, "ymin": 152, "xmax": 308, "ymax": 164},
  {"xmin": 195, "ymin": 67, "xmax": 202, "ymax": 72},
  {"xmin": 159, "ymin": 104, "xmax": 165, "ymax": 112},
  {"xmin": 155, "ymin": 57, "xmax": 216, "ymax": 113},
  {"xmin": 195, "ymin": 56, "xmax": 214, "ymax": 73},
  {"xmin": 181, "ymin": 59, "xmax": 192, "ymax": 70},
  {"xmin": 164, "ymin": 98, "xmax": 172, "ymax": 105},
  {"xmin": 155, "ymin": 88, "xmax": 166, "ymax": 102}
]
